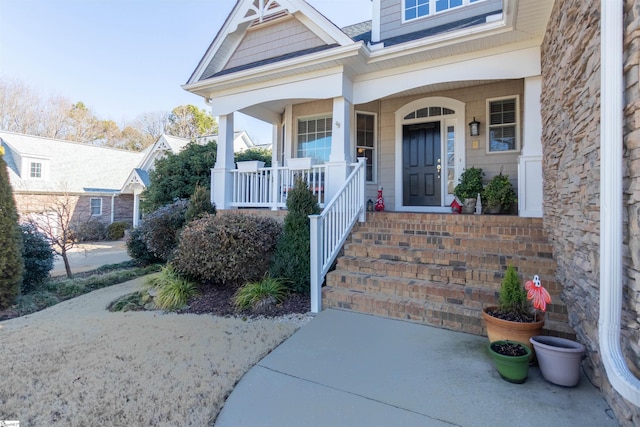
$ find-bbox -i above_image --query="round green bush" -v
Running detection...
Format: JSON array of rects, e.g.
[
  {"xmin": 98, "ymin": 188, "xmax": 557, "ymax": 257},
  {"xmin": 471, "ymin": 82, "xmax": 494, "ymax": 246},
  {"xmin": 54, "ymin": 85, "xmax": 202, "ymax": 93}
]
[
  {"xmin": 20, "ymin": 222, "xmax": 54, "ymax": 293},
  {"xmin": 172, "ymin": 214, "xmax": 282, "ymax": 288},
  {"xmin": 106, "ymin": 221, "xmax": 129, "ymax": 240}
]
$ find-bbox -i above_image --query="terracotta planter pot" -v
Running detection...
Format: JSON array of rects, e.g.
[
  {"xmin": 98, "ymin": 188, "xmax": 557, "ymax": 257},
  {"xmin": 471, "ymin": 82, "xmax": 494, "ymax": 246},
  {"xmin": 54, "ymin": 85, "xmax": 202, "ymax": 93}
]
[
  {"xmin": 488, "ymin": 340, "xmax": 531, "ymax": 384},
  {"xmin": 530, "ymin": 336, "xmax": 585, "ymax": 387},
  {"xmin": 482, "ymin": 306, "xmax": 544, "ymax": 359}
]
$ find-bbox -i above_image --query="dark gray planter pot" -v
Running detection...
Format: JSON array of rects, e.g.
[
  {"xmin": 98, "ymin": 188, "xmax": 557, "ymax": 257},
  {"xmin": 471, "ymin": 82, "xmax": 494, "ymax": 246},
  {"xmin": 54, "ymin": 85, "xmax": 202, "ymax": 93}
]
[{"xmin": 530, "ymin": 336, "xmax": 585, "ymax": 387}]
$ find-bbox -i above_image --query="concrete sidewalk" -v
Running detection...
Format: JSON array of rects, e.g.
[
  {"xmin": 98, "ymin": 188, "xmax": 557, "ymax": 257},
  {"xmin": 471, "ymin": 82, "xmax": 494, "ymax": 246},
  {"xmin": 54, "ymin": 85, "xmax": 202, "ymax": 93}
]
[
  {"xmin": 215, "ymin": 309, "xmax": 619, "ymax": 427},
  {"xmin": 51, "ymin": 240, "xmax": 131, "ymax": 277}
]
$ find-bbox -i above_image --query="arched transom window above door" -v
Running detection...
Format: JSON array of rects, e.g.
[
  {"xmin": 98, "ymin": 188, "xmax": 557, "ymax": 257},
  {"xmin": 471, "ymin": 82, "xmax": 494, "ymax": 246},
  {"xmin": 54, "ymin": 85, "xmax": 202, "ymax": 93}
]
[{"xmin": 404, "ymin": 107, "xmax": 455, "ymax": 121}]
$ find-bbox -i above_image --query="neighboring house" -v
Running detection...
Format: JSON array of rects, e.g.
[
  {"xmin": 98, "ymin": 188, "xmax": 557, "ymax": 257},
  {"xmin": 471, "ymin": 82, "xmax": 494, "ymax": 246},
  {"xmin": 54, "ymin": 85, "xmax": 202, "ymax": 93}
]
[
  {"xmin": 121, "ymin": 134, "xmax": 192, "ymax": 227},
  {"xmin": 121, "ymin": 132, "xmax": 259, "ymax": 226},
  {"xmin": 2, "ymin": 131, "xmax": 258, "ymax": 230},
  {"xmin": 183, "ymin": 0, "xmax": 640, "ymax": 423},
  {"xmin": 0, "ymin": 130, "xmax": 144, "ymax": 229},
  {"xmin": 233, "ymin": 130, "xmax": 272, "ymax": 152}
]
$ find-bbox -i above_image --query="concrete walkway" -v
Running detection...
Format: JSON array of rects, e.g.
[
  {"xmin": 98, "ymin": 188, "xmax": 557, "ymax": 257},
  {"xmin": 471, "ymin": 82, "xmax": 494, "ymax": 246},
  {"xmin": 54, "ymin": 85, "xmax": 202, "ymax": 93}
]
[
  {"xmin": 215, "ymin": 309, "xmax": 619, "ymax": 427},
  {"xmin": 51, "ymin": 240, "xmax": 131, "ymax": 277}
]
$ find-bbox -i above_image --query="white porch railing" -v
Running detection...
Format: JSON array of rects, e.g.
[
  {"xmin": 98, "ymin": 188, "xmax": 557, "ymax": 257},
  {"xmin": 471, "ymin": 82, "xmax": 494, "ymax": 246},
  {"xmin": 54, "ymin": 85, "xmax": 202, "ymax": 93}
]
[
  {"xmin": 309, "ymin": 157, "xmax": 367, "ymax": 313},
  {"xmin": 230, "ymin": 162, "xmax": 327, "ymax": 209}
]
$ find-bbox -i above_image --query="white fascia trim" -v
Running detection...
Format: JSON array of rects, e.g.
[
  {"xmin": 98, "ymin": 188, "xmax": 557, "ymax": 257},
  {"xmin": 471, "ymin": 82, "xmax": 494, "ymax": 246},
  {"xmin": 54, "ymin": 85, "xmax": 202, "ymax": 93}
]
[
  {"xmin": 183, "ymin": 42, "xmax": 363, "ymax": 95},
  {"xmin": 599, "ymin": 0, "xmax": 640, "ymax": 406},
  {"xmin": 367, "ymin": 18, "xmax": 510, "ymax": 64},
  {"xmin": 353, "ymin": 44, "xmax": 540, "ymax": 105},
  {"xmin": 208, "ymin": 70, "xmax": 348, "ymax": 117}
]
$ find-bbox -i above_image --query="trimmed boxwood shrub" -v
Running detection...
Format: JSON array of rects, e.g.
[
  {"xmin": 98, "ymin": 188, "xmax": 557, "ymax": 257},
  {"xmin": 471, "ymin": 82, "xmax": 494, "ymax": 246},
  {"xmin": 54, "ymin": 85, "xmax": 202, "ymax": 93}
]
[
  {"xmin": 172, "ymin": 213, "xmax": 282, "ymax": 287},
  {"xmin": 20, "ymin": 222, "xmax": 54, "ymax": 293},
  {"xmin": 73, "ymin": 218, "xmax": 107, "ymax": 242},
  {"xmin": 106, "ymin": 221, "xmax": 129, "ymax": 240},
  {"xmin": 138, "ymin": 199, "xmax": 189, "ymax": 262},
  {"xmin": 269, "ymin": 178, "xmax": 321, "ymax": 294}
]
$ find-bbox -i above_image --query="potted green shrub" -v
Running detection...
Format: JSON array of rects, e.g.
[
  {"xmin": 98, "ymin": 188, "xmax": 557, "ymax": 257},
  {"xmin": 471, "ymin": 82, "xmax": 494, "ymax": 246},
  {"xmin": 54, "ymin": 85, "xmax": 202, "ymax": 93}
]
[
  {"xmin": 483, "ymin": 173, "xmax": 516, "ymax": 214},
  {"xmin": 453, "ymin": 167, "xmax": 484, "ymax": 213},
  {"xmin": 481, "ymin": 265, "xmax": 546, "ymax": 358},
  {"xmin": 488, "ymin": 340, "xmax": 532, "ymax": 383}
]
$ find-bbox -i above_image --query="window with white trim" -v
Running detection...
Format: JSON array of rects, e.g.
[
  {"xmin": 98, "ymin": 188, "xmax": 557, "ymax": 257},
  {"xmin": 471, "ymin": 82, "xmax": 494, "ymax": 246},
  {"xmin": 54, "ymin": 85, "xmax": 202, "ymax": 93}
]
[
  {"xmin": 90, "ymin": 198, "xmax": 102, "ymax": 216},
  {"xmin": 404, "ymin": 0, "xmax": 486, "ymax": 21},
  {"xmin": 356, "ymin": 112, "xmax": 376, "ymax": 182},
  {"xmin": 487, "ymin": 96, "xmax": 519, "ymax": 153},
  {"xmin": 30, "ymin": 162, "xmax": 42, "ymax": 178},
  {"xmin": 296, "ymin": 115, "xmax": 332, "ymax": 163}
]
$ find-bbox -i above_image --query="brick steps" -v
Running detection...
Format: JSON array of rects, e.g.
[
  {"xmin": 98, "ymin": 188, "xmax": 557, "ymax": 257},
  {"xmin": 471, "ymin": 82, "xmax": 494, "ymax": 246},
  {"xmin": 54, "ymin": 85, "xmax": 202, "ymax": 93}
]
[{"xmin": 322, "ymin": 212, "xmax": 574, "ymax": 339}]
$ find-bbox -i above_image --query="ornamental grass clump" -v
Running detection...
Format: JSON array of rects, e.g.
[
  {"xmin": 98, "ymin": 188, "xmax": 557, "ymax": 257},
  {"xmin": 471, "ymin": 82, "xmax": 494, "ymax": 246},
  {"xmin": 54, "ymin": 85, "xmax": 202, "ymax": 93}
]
[
  {"xmin": 234, "ymin": 277, "xmax": 289, "ymax": 312},
  {"xmin": 144, "ymin": 264, "xmax": 198, "ymax": 311}
]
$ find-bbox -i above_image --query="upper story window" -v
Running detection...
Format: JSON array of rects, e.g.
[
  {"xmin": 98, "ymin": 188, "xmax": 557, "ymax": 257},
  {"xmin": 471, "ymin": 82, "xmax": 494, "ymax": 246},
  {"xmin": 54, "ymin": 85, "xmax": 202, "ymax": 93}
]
[
  {"xmin": 486, "ymin": 96, "xmax": 520, "ymax": 153},
  {"xmin": 404, "ymin": 0, "xmax": 486, "ymax": 21},
  {"xmin": 30, "ymin": 162, "xmax": 42, "ymax": 178},
  {"xmin": 297, "ymin": 115, "xmax": 332, "ymax": 163},
  {"xmin": 90, "ymin": 198, "xmax": 102, "ymax": 216}
]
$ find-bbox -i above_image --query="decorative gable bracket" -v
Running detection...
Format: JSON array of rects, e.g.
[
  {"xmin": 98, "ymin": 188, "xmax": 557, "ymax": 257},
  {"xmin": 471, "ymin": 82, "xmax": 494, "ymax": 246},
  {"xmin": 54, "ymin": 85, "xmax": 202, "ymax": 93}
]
[{"xmin": 242, "ymin": 0, "xmax": 288, "ymax": 26}]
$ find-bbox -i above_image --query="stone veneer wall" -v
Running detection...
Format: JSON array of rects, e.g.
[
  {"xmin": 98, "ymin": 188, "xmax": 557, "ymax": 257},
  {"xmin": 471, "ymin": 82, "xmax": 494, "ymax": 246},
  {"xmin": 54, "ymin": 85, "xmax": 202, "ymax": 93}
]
[{"xmin": 541, "ymin": 1, "xmax": 640, "ymax": 425}]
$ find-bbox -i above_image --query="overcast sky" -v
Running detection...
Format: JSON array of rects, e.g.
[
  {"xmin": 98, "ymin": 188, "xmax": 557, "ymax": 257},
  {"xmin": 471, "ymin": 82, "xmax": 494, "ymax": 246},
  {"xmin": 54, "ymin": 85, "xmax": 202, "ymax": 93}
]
[{"xmin": 0, "ymin": 0, "xmax": 372, "ymax": 144}]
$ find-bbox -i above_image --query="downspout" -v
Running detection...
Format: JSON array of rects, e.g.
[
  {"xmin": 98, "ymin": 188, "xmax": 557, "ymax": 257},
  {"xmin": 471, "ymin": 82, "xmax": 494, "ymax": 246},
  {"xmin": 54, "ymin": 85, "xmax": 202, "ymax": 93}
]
[
  {"xmin": 110, "ymin": 194, "xmax": 116, "ymax": 224},
  {"xmin": 599, "ymin": 0, "xmax": 640, "ymax": 405}
]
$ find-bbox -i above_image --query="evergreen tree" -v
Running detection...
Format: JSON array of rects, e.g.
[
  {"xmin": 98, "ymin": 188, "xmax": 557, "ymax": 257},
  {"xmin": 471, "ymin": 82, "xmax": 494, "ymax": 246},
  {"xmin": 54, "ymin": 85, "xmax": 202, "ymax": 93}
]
[
  {"xmin": 269, "ymin": 179, "xmax": 321, "ymax": 294},
  {"xmin": 0, "ymin": 149, "xmax": 23, "ymax": 309}
]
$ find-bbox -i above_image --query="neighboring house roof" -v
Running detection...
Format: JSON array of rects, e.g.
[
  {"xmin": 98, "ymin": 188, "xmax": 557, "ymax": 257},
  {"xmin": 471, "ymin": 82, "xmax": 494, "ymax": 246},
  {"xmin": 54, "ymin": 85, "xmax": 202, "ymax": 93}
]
[
  {"xmin": 0, "ymin": 131, "xmax": 144, "ymax": 194},
  {"xmin": 233, "ymin": 130, "xmax": 271, "ymax": 152},
  {"xmin": 341, "ymin": 20, "xmax": 372, "ymax": 43}
]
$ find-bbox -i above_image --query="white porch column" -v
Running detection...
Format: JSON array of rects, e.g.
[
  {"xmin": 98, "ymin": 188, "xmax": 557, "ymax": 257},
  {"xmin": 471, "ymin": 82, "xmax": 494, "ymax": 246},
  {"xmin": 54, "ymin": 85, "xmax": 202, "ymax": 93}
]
[
  {"xmin": 211, "ymin": 113, "xmax": 235, "ymax": 210},
  {"xmin": 325, "ymin": 96, "xmax": 353, "ymax": 202},
  {"xmin": 518, "ymin": 76, "xmax": 544, "ymax": 218},
  {"xmin": 132, "ymin": 189, "xmax": 141, "ymax": 227}
]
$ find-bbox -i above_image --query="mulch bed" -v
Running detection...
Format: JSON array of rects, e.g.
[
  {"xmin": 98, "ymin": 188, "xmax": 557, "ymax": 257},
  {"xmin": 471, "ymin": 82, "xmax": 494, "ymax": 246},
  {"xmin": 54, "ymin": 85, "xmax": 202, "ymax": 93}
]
[{"xmin": 179, "ymin": 286, "xmax": 311, "ymax": 318}]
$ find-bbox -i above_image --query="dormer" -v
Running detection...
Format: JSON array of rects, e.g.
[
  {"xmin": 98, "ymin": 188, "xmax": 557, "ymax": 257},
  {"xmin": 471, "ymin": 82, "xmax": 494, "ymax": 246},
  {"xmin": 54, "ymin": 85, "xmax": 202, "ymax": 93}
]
[
  {"xmin": 371, "ymin": 0, "xmax": 502, "ymax": 44},
  {"xmin": 21, "ymin": 155, "xmax": 50, "ymax": 181}
]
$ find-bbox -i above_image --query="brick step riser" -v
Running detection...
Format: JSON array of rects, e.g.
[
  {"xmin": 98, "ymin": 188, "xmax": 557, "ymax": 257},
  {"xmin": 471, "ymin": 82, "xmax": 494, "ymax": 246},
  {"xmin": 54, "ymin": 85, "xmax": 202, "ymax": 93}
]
[
  {"xmin": 361, "ymin": 213, "xmax": 544, "ymax": 227},
  {"xmin": 342, "ymin": 246, "xmax": 557, "ymax": 276},
  {"xmin": 350, "ymin": 233, "xmax": 554, "ymax": 255},
  {"xmin": 334, "ymin": 259, "xmax": 559, "ymax": 292},
  {"xmin": 355, "ymin": 227, "xmax": 549, "ymax": 243},
  {"xmin": 322, "ymin": 288, "xmax": 572, "ymax": 337},
  {"xmin": 326, "ymin": 273, "xmax": 565, "ymax": 319},
  {"xmin": 322, "ymin": 288, "xmax": 573, "ymax": 338},
  {"xmin": 322, "ymin": 287, "xmax": 486, "ymax": 335}
]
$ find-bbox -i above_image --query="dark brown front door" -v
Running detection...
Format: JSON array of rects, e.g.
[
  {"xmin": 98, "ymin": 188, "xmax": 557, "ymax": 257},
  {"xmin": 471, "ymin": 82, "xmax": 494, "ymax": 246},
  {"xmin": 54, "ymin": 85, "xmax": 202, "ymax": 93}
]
[{"xmin": 402, "ymin": 122, "xmax": 441, "ymax": 206}]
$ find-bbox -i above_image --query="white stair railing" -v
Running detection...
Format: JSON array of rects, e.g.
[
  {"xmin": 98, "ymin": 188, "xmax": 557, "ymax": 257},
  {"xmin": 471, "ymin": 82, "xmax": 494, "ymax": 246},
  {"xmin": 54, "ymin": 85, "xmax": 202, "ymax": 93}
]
[{"xmin": 309, "ymin": 157, "xmax": 366, "ymax": 313}]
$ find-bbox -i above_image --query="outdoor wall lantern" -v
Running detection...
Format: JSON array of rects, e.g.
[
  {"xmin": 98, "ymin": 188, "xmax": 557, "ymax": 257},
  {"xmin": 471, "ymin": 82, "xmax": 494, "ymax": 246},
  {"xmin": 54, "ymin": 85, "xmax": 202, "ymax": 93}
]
[{"xmin": 468, "ymin": 117, "xmax": 480, "ymax": 136}]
